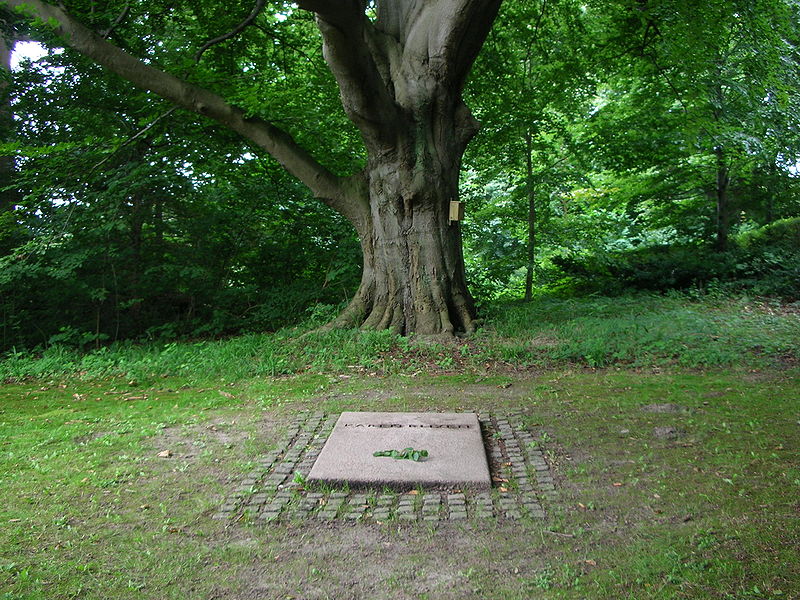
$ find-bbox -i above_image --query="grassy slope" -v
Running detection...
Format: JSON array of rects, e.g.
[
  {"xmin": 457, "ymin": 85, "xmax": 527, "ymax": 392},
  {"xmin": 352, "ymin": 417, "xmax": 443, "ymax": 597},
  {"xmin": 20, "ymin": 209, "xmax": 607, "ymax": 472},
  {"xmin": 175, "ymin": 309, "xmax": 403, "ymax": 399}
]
[
  {"xmin": 1, "ymin": 293, "xmax": 798, "ymax": 382},
  {"xmin": 1, "ymin": 293, "xmax": 799, "ymax": 599}
]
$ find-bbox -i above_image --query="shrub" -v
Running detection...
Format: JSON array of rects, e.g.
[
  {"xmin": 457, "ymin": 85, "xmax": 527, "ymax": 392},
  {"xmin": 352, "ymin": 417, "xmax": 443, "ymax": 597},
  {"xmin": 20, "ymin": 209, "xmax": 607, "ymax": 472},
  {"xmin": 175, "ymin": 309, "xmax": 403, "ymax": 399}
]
[
  {"xmin": 551, "ymin": 219, "xmax": 800, "ymax": 300},
  {"xmin": 735, "ymin": 217, "xmax": 800, "ymax": 251}
]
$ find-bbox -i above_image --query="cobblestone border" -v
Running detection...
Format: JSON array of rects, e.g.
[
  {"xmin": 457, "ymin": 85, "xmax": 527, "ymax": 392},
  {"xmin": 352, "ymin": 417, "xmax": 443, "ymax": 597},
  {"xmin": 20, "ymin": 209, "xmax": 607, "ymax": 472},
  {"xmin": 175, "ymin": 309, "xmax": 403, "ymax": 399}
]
[{"xmin": 213, "ymin": 411, "xmax": 558, "ymax": 524}]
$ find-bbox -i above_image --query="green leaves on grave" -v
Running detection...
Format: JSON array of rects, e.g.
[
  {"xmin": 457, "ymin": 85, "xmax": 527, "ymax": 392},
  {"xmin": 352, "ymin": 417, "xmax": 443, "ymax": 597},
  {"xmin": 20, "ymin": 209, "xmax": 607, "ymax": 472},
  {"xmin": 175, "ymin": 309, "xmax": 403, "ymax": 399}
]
[{"xmin": 373, "ymin": 448, "xmax": 429, "ymax": 462}]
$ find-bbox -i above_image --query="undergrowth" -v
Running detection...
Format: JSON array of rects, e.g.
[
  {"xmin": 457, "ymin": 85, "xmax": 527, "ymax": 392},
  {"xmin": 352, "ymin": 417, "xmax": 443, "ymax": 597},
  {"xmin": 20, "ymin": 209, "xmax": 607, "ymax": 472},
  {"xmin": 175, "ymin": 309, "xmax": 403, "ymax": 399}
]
[{"xmin": 1, "ymin": 292, "xmax": 798, "ymax": 382}]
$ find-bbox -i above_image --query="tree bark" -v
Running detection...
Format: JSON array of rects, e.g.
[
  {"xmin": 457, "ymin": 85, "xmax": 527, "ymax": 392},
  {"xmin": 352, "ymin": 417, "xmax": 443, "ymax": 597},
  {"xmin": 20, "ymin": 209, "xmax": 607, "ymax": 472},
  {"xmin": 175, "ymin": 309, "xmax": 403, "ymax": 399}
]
[
  {"xmin": 330, "ymin": 139, "xmax": 476, "ymax": 336},
  {"xmin": 524, "ymin": 130, "xmax": 536, "ymax": 302},
  {"xmin": 4, "ymin": 0, "xmax": 502, "ymax": 335},
  {"xmin": 714, "ymin": 146, "xmax": 731, "ymax": 252},
  {"xmin": 0, "ymin": 31, "xmax": 16, "ymax": 213}
]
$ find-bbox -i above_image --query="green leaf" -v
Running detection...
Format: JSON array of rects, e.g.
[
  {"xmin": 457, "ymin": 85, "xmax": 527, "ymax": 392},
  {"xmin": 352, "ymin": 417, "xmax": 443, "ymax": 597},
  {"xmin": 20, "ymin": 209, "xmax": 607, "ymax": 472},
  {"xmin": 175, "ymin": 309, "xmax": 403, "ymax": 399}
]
[{"xmin": 373, "ymin": 448, "xmax": 429, "ymax": 461}]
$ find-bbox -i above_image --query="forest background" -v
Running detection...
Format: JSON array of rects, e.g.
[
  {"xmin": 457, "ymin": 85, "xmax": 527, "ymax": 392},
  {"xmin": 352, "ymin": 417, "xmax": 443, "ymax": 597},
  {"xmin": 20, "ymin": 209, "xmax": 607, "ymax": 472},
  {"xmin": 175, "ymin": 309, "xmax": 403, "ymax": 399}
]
[{"xmin": 2, "ymin": 0, "xmax": 800, "ymax": 353}]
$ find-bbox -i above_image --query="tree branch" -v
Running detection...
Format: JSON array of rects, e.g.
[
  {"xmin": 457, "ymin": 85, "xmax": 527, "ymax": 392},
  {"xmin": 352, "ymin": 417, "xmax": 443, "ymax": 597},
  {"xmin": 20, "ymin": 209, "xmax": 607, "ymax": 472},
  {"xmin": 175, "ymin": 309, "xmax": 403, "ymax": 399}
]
[
  {"xmin": 194, "ymin": 0, "xmax": 266, "ymax": 63},
  {"xmin": 100, "ymin": 3, "xmax": 128, "ymax": 40},
  {"xmin": 296, "ymin": 0, "xmax": 400, "ymax": 150},
  {"xmin": 438, "ymin": 0, "xmax": 504, "ymax": 91},
  {"xmin": 90, "ymin": 107, "xmax": 176, "ymax": 172},
  {"xmin": 294, "ymin": 0, "xmax": 363, "ymax": 30},
  {"xmin": 372, "ymin": 0, "xmax": 502, "ymax": 105},
  {"xmin": 2, "ymin": 0, "xmax": 362, "ymax": 218}
]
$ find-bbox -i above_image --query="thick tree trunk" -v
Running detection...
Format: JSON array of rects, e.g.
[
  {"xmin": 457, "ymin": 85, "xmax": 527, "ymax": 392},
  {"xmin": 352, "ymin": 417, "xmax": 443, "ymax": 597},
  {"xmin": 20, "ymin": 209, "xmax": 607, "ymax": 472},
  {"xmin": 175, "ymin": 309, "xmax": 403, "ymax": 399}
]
[
  {"xmin": 330, "ymin": 137, "xmax": 476, "ymax": 336},
  {"xmin": 308, "ymin": 1, "xmax": 499, "ymax": 336}
]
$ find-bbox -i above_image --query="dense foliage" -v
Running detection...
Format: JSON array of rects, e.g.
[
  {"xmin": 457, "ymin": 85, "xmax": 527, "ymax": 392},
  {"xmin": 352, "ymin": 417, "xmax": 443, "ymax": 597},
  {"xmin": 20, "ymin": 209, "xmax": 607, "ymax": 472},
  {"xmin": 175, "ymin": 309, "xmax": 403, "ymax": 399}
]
[{"xmin": 1, "ymin": 0, "xmax": 799, "ymax": 352}]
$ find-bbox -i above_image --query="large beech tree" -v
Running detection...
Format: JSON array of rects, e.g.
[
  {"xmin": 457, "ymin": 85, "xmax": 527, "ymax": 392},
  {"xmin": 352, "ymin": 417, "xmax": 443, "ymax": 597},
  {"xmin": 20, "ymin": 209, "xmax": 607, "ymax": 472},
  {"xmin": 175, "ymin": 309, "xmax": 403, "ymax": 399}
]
[{"xmin": 3, "ymin": 0, "xmax": 503, "ymax": 335}]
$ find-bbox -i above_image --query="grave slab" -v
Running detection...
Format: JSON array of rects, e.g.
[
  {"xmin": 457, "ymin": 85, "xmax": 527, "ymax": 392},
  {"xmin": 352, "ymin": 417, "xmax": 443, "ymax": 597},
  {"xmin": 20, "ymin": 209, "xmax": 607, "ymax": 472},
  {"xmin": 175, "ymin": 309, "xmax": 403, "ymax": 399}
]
[{"xmin": 307, "ymin": 412, "xmax": 490, "ymax": 491}]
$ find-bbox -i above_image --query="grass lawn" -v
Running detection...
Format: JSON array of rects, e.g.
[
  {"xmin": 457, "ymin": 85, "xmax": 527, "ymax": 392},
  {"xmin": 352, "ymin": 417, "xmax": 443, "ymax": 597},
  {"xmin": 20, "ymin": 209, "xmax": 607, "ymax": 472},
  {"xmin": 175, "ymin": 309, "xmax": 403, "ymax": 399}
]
[{"xmin": 1, "ymin": 294, "xmax": 799, "ymax": 599}]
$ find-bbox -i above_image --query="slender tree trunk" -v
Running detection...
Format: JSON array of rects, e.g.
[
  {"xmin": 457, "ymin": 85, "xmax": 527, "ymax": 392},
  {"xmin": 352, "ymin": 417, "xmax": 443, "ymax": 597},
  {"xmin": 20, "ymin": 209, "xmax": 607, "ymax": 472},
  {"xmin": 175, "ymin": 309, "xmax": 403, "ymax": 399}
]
[
  {"xmin": 524, "ymin": 131, "xmax": 536, "ymax": 302},
  {"xmin": 0, "ymin": 33, "xmax": 17, "ymax": 213},
  {"xmin": 714, "ymin": 147, "xmax": 731, "ymax": 252},
  {"xmin": 766, "ymin": 163, "xmax": 776, "ymax": 224},
  {"xmin": 129, "ymin": 192, "xmax": 145, "ymax": 335}
]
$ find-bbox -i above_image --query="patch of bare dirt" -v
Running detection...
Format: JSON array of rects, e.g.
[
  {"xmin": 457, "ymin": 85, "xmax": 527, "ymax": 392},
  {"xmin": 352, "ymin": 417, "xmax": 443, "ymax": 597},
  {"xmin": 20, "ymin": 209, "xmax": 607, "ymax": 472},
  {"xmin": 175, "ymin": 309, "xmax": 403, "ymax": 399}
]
[
  {"xmin": 141, "ymin": 414, "xmax": 281, "ymax": 508},
  {"xmin": 299, "ymin": 380, "xmax": 546, "ymax": 415},
  {"xmin": 152, "ymin": 418, "xmax": 257, "ymax": 461},
  {"xmin": 212, "ymin": 524, "xmax": 550, "ymax": 600}
]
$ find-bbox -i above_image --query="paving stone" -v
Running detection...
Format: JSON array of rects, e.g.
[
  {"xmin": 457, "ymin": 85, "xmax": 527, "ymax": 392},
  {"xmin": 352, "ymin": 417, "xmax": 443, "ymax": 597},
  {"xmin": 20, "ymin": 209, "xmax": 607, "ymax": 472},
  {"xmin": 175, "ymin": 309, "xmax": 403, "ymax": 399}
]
[{"xmin": 225, "ymin": 411, "xmax": 562, "ymax": 525}]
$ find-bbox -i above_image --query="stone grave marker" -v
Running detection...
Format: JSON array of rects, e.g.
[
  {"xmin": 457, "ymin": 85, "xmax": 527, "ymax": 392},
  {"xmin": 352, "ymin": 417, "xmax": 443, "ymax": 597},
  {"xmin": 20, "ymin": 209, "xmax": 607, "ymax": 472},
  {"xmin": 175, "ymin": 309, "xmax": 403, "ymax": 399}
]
[{"xmin": 307, "ymin": 411, "xmax": 490, "ymax": 491}]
